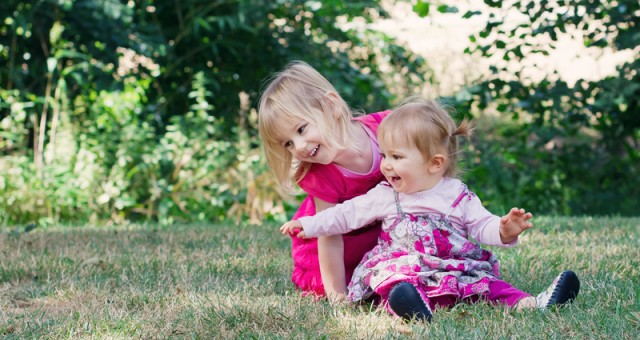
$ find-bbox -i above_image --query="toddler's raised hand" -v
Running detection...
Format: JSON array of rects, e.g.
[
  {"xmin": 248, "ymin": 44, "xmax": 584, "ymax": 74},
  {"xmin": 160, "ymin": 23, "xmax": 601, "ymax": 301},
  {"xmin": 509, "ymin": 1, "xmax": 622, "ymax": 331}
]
[
  {"xmin": 280, "ymin": 220, "xmax": 306, "ymax": 238},
  {"xmin": 499, "ymin": 207, "xmax": 533, "ymax": 244}
]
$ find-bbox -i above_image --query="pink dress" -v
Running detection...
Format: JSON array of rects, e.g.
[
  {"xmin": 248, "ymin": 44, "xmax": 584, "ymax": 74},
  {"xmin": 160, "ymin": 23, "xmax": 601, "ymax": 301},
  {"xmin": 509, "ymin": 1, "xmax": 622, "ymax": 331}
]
[
  {"xmin": 298, "ymin": 179, "xmax": 518, "ymax": 303},
  {"xmin": 291, "ymin": 110, "xmax": 391, "ymax": 296}
]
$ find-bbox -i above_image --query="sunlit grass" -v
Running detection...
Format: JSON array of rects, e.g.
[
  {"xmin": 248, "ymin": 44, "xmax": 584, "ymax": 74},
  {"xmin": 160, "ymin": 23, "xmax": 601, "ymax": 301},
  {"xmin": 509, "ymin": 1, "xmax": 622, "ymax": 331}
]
[{"xmin": 1, "ymin": 217, "xmax": 639, "ymax": 338}]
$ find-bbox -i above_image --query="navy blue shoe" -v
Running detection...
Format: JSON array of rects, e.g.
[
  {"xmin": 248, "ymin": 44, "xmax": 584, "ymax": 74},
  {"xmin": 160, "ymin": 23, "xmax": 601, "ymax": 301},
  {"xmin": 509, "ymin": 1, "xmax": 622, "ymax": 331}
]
[
  {"xmin": 388, "ymin": 282, "xmax": 432, "ymax": 322},
  {"xmin": 536, "ymin": 270, "xmax": 580, "ymax": 309}
]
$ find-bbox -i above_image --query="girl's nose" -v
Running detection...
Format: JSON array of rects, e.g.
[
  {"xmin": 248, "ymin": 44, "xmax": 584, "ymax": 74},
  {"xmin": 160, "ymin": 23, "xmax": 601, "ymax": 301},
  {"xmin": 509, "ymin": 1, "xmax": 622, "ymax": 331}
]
[{"xmin": 293, "ymin": 139, "xmax": 306, "ymax": 153}]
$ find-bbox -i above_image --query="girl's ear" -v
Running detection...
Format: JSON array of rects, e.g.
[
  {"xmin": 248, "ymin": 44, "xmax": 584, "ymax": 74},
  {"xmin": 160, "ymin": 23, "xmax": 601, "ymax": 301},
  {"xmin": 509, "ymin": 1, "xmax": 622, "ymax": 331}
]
[
  {"xmin": 323, "ymin": 91, "xmax": 342, "ymax": 120},
  {"xmin": 429, "ymin": 154, "xmax": 446, "ymax": 173}
]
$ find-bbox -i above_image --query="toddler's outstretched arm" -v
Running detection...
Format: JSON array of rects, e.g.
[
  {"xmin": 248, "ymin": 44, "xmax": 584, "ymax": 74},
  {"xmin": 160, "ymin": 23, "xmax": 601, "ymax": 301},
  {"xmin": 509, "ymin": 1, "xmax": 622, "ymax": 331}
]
[
  {"xmin": 280, "ymin": 220, "xmax": 307, "ymax": 238},
  {"xmin": 499, "ymin": 207, "xmax": 533, "ymax": 244}
]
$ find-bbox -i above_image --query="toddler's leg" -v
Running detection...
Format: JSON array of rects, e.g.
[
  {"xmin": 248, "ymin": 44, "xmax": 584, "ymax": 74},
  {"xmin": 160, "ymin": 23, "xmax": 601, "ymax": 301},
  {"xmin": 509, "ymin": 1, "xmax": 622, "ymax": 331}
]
[
  {"xmin": 493, "ymin": 271, "xmax": 580, "ymax": 310},
  {"xmin": 484, "ymin": 279, "xmax": 532, "ymax": 308},
  {"xmin": 387, "ymin": 282, "xmax": 433, "ymax": 322}
]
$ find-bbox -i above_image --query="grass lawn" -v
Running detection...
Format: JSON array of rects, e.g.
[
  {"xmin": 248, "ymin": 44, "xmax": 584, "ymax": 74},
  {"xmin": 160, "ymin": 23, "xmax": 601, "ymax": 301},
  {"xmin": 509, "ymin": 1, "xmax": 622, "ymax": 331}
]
[{"xmin": 1, "ymin": 216, "xmax": 639, "ymax": 338}]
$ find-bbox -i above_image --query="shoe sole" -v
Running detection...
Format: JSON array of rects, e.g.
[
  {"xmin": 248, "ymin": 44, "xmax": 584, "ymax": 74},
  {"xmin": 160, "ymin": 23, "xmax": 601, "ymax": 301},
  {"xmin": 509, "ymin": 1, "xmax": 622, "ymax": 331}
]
[
  {"xmin": 548, "ymin": 270, "xmax": 580, "ymax": 306},
  {"xmin": 388, "ymin": 282, "xmax": 432, "ymax": 322}
]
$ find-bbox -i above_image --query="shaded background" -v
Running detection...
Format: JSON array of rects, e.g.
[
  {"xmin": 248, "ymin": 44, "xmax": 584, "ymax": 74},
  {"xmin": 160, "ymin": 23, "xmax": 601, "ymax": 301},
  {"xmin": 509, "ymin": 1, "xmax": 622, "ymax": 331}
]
[{"xmin": 0, "ymin": 0, "xmax": 638, "ymax": 226}]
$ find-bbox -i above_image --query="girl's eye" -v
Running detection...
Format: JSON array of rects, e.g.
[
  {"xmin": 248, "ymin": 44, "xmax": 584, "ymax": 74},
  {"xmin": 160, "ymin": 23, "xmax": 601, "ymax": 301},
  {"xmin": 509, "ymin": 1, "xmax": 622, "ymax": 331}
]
[
  {"xmin": 297, "ymin": 124, "xmax": 306, "ymax": 134},
  {"xmin": 283, "ymin": 141, "xmax": 293, "ymax": 148},
  {"xmin": 392, "ymin": 155, "xmax": 401, "ymax": 160}
]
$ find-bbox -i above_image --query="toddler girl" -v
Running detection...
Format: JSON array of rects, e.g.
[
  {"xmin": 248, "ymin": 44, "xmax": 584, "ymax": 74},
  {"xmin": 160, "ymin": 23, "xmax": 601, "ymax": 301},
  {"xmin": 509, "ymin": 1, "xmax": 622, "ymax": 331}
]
[
  {"xmin": 281, "ymin": 97, "xmax": 580, "ymax": 321},
  {"xmin": 258, "ymin": 61, "xmax": 391, "ymax": 301}
]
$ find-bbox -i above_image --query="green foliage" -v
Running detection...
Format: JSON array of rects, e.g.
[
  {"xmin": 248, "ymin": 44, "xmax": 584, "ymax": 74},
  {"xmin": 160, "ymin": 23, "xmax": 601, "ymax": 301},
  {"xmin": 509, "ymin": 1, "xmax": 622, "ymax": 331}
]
[
  {"xmin": 441, "ymin": 0, "xmax": 640, "ymax": 215},
  {"xmin": 1, "ymin": 0, "xmax": 637, "ymax": 224},
  {"xmin": 0, "ymin": 0, "xmax": 427, "ymax": 225}
]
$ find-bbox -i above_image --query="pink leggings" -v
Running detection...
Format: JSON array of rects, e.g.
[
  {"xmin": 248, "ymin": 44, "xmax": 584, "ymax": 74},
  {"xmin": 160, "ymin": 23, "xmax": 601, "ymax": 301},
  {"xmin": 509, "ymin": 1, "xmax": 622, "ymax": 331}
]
[
  {"xmin": 481, "ymin": 279, "xmax": 532, "ymax": 307},
  {"xmin": 431, "ymin": 279, "xmax": 530, "ymax": 309},
  {"xmin": 386, "ymin": 279, "xmax": 531, "ymax": 314}
]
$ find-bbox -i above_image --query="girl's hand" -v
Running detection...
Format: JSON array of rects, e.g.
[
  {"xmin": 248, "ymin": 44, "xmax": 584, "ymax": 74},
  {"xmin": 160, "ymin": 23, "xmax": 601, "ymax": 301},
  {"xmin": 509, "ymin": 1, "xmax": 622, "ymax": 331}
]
[
  {"xmin": 499, "ymin": 207, "xmax": 533, "ymax": 244},
  {"xmin": 280, "ymin": 220, "xmax": 306, "ymax": 238},
  {"xmin": 327, "ymin": 292, "xmax": 349, "ymax": 306}
]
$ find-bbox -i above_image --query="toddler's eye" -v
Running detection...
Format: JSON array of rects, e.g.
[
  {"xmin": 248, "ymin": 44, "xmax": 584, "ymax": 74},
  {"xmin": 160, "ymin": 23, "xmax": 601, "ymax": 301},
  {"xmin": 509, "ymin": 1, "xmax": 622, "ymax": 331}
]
[
  {"xmin": 392, "ymin": 155, "xmax": 401, "ymax": 160},
  {"xmin": 283, "ymin": 141, "xmax": 293, "ymax": 148},
  {"xmin": 297, "ymin": 125, "xmax": 306, "ymax": 134}
]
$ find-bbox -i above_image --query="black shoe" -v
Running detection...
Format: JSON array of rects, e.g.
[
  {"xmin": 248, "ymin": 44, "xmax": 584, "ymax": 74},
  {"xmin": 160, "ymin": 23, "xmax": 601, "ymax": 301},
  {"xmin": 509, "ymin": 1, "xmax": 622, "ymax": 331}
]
[
  {"xmin": 388, "ymin": 282, "xmax": 432, "ymax": 322},
  {"xmin": 536, "ymin": 270, "xmax": 580, "ymax": 309}
]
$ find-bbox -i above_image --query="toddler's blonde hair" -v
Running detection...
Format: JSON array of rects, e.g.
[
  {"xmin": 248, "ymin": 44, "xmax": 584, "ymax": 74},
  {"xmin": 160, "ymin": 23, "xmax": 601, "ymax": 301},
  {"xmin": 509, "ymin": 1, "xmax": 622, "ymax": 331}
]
[
  {"xmin": 258, "ymin": 61, "xmax": 362, "ymax": 192},
  {"xmin": 378, "ymin": 97, "xmax": 473, "ymax": 178}
]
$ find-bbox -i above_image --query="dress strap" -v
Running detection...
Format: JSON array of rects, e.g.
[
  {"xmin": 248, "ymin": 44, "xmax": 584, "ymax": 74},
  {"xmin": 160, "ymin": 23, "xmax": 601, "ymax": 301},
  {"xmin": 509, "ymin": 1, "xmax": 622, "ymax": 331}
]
[
  {"xmin": 445, "ymin": 185, "xmax": 470, "ymax": 219},
  {"xmin": 393, "ymin": 190, "xmax": 403, "ymax": 215}
]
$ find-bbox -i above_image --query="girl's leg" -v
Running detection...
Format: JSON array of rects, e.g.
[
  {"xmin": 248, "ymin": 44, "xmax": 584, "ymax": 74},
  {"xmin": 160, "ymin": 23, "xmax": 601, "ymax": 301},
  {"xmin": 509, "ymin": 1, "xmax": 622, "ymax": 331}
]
[{"xmin": 317, "ymin": 235, "xmax": 347, "ymax": 302}]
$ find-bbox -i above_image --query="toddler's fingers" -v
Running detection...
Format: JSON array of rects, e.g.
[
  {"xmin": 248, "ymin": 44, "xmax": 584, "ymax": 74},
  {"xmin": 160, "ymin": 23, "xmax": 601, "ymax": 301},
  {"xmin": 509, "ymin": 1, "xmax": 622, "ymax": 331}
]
[
  {"xmin": 500, "ymin": 215, "xmax": 510, "ymax": 225},
  {"xmin": 281, "ymin": 225, "xmax": 294, "ymax": 235}
]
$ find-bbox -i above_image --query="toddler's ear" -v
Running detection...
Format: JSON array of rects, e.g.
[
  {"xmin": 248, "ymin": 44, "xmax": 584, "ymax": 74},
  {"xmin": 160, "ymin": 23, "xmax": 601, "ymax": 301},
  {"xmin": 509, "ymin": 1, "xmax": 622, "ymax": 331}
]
[{"xmin": 429, "ymin": 154, "xmax": 446, "ymax": 173}]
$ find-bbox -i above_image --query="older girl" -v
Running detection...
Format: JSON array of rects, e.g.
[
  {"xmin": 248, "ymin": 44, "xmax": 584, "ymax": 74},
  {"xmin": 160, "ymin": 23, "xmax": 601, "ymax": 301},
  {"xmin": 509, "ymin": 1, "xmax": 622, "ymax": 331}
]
[{"xmin": 258, "ymin": 61, "xmax": 391, "ymax": 301}]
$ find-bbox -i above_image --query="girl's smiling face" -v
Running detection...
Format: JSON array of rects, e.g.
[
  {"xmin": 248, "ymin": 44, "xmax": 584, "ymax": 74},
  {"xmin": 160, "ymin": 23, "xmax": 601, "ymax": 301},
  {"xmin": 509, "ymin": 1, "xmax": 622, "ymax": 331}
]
[{"xmin": 277, "ymin": 118, "xmax": 338, "ymax": 165}]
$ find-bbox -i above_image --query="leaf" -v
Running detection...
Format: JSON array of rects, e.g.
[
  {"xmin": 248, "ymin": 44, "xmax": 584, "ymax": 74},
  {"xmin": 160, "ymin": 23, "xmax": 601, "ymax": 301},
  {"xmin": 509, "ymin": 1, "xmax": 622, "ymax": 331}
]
[
  {"xmin": 197, "ymin": 17, "xmax": 213, "ymax": 33},
  {"xmin": 413, "ymin": 0, "xmax": 430, "ymax": 17},
  {"xmin": 47, "ymin": 57, "xmax": 57, "ymax": 73},
  {"xmin": 484, "ymin": 0, "xmax": 503, "ymax": 8},
  {"xmin": 53, "ymin": 49, "xmax": 90, "ymax": 60},
  {"xmin": 437, "ymin": 5, "xmax": 458, "ymax": 14},
  {"xmin": 463, "ymin": 11, "xmax": 482, "ymax": 19},
  {"xmin": 24, "ymin": 222, "xmax": 38, "ymax": 233}
]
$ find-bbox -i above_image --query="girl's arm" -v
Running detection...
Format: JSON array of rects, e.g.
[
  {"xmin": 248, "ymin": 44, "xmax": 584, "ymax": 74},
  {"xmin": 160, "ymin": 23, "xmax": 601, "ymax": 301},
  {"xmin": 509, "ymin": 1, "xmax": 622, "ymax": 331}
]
[{"xmin": 314, "ymin": 198, "xmax": 347, "ymax": 302}]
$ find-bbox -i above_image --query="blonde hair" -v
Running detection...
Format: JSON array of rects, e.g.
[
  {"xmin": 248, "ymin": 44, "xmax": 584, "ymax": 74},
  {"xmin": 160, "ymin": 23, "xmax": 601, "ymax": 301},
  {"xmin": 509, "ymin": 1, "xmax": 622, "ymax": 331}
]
[
  {"xmin": 378, "ymin": 97, "xmax": 473, "ymax": 178},
  {"xmin": 258, "ymin": 61, "xmax": 362, "ymax": 192}
]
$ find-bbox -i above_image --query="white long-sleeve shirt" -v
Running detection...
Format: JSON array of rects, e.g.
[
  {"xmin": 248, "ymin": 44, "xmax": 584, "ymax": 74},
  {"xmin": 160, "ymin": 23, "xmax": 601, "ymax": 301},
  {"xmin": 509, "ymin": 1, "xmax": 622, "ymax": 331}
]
[{"xmin": 298, "ymin": 178, "xmax": 516, "ymax": 247}]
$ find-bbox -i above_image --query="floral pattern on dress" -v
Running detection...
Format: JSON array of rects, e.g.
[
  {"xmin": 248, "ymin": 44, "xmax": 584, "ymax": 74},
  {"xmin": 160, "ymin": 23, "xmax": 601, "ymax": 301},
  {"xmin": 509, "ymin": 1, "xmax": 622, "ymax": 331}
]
[{"xmin": 348, "ymin": 189, "xmax": 500, "ymax": 302}]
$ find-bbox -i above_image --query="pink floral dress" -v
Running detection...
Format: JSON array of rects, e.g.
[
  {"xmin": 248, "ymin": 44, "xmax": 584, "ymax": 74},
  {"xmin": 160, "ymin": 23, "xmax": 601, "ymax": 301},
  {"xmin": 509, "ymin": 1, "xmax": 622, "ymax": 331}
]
[{"xmin": 348, "ymin": 189, "xmax": 501, "ymax": 302}]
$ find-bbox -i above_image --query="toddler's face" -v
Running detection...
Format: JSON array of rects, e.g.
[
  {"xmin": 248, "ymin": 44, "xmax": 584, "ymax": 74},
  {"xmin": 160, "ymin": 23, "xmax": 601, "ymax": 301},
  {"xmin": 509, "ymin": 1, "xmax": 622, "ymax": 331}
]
[{"xmin": 379, "ymin": 140, "xmax": 434, "ymax": 194}]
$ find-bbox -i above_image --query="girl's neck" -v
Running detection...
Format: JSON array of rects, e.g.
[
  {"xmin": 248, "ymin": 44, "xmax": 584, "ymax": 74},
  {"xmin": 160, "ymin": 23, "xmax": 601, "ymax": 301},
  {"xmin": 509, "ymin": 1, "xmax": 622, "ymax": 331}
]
[{"xmin": 332, "ymin": 122, "xmax": 372, "ymax": 173}]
